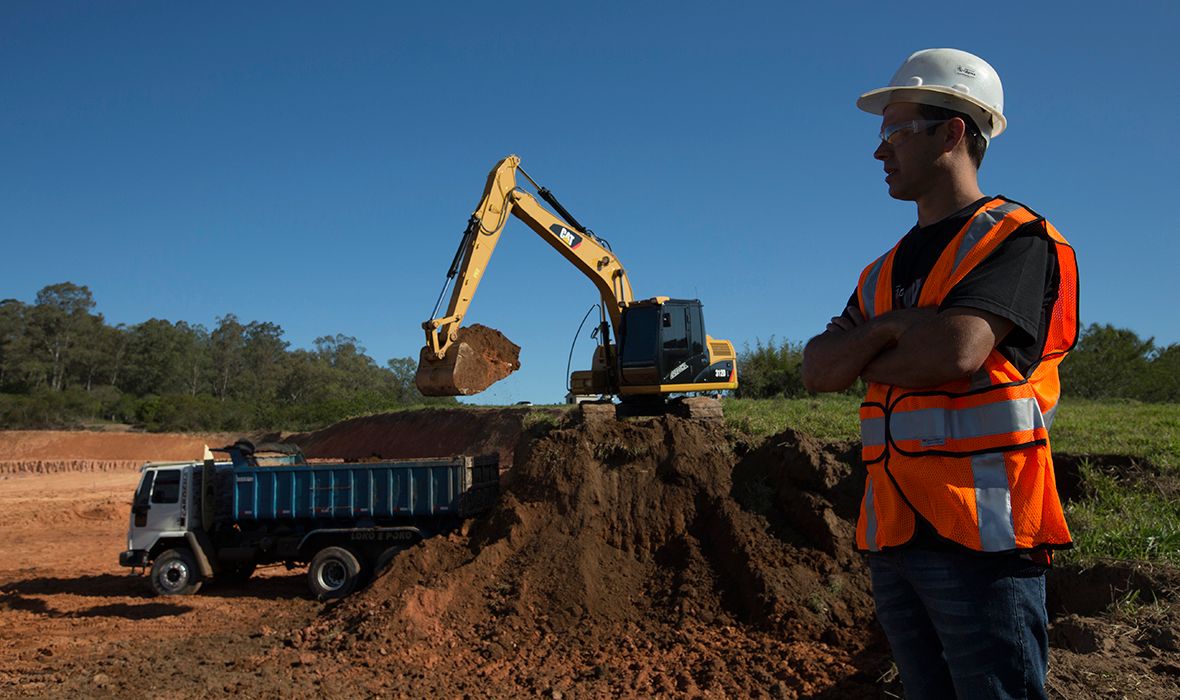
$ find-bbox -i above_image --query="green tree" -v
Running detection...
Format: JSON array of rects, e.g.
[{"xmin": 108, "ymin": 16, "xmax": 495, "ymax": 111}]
[
  {"xmin": 386, "ymin": 357, "xmax": 418, "ymax": 401},
  {"xmin": 1136, "ymin": 344, "xmax": 1180, "ymax": 403},
  {"xmin": 239, "ymin": 321, "xmax": 289, "ymax": 400},
  {"xmin": 28, "ymin": 283, "xmax": 98, "ymax": 391},
  {"xmin": 210, "ymin": 314, "xmax": 246, "ymax": 399},
  {"xmin": 735, "ymin": 337, "xmax": 807, "ymax": 399},
  {"xmin": 122, "ymin": 319, "xmax": 193, "ymax": 395},
  {"xmin": 0, "ymin": 299, "xmax": 29, "ymax": 390},
  {"xmin": 1059, "ymin": 324, "xmax": 1154, "ymax": 399}
]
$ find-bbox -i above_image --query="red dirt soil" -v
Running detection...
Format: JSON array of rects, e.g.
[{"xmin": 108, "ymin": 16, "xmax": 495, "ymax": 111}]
[
  {"xmin": 0, "ymin": 430, "xmax": 245, "ymax": 476},
  {"xmin": 0, "ymin": 411, "xmax": 1177, "ymax": 698},
  {"xmin": 286, "ymin": 406, "xmax": 545, "ymax": 467}
]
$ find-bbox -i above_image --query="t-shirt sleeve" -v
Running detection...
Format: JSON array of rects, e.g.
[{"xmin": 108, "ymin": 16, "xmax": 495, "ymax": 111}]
[
  {"xmin": 940, "ymin": 222, "xmax": 1055, "ymax": 346},
  {"xmin": 843, "ymin": 290, "xmax": 858, "ymax": 319}
]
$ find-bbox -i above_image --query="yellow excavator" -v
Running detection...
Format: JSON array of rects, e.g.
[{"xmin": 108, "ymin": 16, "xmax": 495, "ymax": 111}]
[{"xmin": 415, "ymin": 155, "xmax": 737, "ymax": 408}]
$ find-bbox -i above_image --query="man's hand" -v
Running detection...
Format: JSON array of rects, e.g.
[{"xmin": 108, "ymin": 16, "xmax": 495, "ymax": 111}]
[
  {"xmin": 802, "ymin": 306, "xmax": 923, "ymax": 393},
  {"xmin": 826, "ymin": 305, "xmax": 866, "ymax": 333}
]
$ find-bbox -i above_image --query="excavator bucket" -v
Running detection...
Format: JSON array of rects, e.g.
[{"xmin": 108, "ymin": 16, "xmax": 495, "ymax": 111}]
[{"xmin": 415, "ymin": 324, "xmax": 522, "ymax": 396}]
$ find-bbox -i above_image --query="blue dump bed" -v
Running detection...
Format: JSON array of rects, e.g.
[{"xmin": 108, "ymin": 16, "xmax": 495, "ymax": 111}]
[{"xmin": 229, "ymin": 455, "xmax": 499, "ymax": 523}]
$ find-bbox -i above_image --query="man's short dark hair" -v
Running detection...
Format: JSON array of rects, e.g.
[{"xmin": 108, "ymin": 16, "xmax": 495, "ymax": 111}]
[{"xmin": 917, "ymin": 103, "xmax": 987, "ymax": 168}]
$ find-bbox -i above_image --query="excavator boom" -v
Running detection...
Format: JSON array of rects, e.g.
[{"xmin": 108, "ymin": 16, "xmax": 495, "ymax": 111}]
[{"xmin": 416, "ymin": 155, "xmax": 633, "ymax": 396}]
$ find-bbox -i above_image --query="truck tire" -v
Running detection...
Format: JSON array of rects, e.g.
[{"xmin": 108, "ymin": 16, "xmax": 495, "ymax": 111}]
[
  {"xmin": 150, "ymin": 548, "xmax": 204, "ymax": 596},
  {"xmin": 375, "ymin": 545, "xmax": 406, "ymax": 574},
  {"xmin": 308, "ymin": 546, "xmax": 362, "ymax": 600}
]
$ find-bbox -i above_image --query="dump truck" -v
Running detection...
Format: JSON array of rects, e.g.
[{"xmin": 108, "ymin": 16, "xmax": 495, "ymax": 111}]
[
  {"xmin": 417, "ymin": 155, "xmax": 738, "ymax": 413},
  {"xmin": 118, "ymin": 441, "xmax": 499, "ymax": 599}
]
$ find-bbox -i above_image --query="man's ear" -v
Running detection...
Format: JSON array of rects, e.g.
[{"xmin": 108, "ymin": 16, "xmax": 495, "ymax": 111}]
[{"xmin": 943, "ymin": 117, "xmax": 968, "ymax": 155}]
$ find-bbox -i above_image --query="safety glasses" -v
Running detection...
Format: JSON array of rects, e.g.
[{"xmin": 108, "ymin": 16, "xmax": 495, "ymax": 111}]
[{"xmin": 879, "ymin": 119, "xmax": 949, "ymax": 146}]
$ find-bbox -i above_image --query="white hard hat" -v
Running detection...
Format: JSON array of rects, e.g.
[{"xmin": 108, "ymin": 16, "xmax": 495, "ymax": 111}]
[{"xmin": 857, "ymin": 48, "xmax": 1006, "ymax": 141}]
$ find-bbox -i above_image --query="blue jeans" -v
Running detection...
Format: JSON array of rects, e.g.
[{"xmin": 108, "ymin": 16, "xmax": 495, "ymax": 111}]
[{"xmin": 867, "ymin": 548, "xmax": 1049, "ymax": 700}]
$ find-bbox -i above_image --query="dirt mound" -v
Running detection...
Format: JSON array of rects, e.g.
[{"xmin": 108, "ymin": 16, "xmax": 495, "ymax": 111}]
[
  {"xmin": 299, "ymin": 417, "xmax": 883, "ymax": 697},
  {"xmin": 287, "ymin": 406, "xmax": 550, "ymax": 466}
]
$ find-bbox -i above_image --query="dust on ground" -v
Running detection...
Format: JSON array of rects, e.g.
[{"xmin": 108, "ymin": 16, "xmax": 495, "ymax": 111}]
[{"xmin": 0, "ymin": 411, "xmax": 1177, "ymax": 698}]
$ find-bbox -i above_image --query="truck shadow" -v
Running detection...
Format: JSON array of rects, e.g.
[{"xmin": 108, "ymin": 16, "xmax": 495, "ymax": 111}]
[
  {"xmin": 0, "ymin": 588, "xmax": 194, "ymax": 620},
  {"xmin": 201, "ymin": 572, "xmax": 309, "ymax": 600},
  {"xmin": 1, "ymin": 573, "xmax": 141, "ymax": 598},
  {"xmin": 0, "ymin": 571, "xmax": 312, "ymax": 603}
]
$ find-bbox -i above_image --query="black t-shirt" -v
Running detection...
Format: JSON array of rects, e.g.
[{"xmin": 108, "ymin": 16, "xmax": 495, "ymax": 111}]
[{"xmin": 845, "ymin": 196, "xmax": 1059, "ymax": 376}]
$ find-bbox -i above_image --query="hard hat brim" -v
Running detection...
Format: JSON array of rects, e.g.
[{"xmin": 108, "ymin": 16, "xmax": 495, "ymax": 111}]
[{"xmin": 857, "ymin": 85, "xmax": 1007, "ymax": 139}]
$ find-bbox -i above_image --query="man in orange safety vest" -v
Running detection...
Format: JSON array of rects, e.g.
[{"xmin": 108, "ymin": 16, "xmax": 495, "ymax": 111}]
[{"xmin": 801, "ymin": 48, "xmax": 1078, "ymax": 699}]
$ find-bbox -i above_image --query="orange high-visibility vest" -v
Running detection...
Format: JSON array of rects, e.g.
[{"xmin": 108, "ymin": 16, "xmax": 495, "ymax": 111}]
[{"xmin": 854, "ymin": 198, "xmax": 1079, "ymax": 553}]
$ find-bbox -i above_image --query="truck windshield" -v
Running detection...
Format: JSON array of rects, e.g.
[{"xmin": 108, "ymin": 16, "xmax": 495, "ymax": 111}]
[{"xmin": 133, "ymin": 471, "xmax": 155, "ymax": 509}]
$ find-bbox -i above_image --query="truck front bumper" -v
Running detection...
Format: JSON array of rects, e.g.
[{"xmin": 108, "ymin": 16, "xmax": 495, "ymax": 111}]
[{"xmin": 119, "ymin": 549, "xmax": 149, "ymax": 568}]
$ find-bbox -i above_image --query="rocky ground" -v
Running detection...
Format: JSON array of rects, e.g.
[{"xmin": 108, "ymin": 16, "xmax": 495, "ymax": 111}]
[{"xmin": 0, "ymin": 410, "xmax": 1176, "ymax": 698}]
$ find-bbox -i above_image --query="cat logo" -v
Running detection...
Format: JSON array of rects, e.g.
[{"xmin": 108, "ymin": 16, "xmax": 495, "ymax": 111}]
[{"xmin": 551, "ymin": 224, "xmax": 582, "ymax": 250}]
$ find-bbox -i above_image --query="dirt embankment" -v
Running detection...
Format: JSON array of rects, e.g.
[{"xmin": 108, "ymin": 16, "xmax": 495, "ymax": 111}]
[
  {"xmin": 285, "ymin": 406, "xmax": 553, "ymax": 467},
  {"xmin": 0, "ymin": 431, "xmax": 243, "ymax": 476}
]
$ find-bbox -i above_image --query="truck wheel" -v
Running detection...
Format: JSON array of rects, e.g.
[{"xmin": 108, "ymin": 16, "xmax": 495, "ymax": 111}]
[
  {"xmin": 150, "ymin": 548, "xmax": 204, "ymax": 596},
  {"xmin": 375, "ymin": 545, "xmax": 406, "ymax": 573},
  {"xmin": 308, "ymin": 546, "xmax": 362, "ymax": 600}
]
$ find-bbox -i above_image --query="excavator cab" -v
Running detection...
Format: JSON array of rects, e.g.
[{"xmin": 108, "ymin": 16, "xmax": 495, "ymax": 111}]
[
  {"xmin": 569, "ymin": 299, "xmax": 737, "ymax": 397},
  {"xmin": 616, "ymin": 298, "xmax": 735, "ymax": 393}
]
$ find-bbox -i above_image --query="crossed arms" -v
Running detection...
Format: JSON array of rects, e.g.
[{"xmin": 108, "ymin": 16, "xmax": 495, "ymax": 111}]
[{"xmin": 800, "ymin": 305, "xmax": 1014, "ymax": 393}]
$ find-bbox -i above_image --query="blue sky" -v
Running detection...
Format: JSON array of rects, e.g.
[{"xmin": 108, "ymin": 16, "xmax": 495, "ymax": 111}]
[{"xmin": 3, "ymin": 2, "xmax": 1177, "ymax": 404}]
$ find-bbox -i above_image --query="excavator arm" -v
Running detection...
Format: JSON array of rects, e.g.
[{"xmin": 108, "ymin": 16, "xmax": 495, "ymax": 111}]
[{"xmin": 417, "ymin": 155, "xmax": 634, "ymax": 395}]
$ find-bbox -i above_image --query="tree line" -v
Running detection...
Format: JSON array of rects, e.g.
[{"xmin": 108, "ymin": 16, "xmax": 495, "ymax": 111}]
[
  {"xmin": 0, "ymin": 282, "xmax": 452, "ymax": 431},
  {"xmin": 735, "ymin": 324, "xmax": 1180, "ymax": 403}
]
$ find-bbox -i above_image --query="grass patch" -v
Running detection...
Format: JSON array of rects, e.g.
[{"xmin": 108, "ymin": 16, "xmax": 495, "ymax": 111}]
[
  {"xmin": 1061, "ymin": 460, "xmax": 1180, "ymax": 567},
  {"xmin": 1051, "ymin": 398, "xmax": 1179, "ymax": 471},
  {"xmin": 722, "ymin": 395, "xmax": 860, "ymax": 442}
]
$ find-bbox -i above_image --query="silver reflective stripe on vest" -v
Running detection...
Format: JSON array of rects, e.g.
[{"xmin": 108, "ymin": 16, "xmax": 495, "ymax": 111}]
[
  {"xmin": 861, "ymin": 416, "xmax": 886, "ymax": 447},
  {"xmin": 952, "ymin": 201, "xmax": 1023, "ymax": 271},
  {"xmin": 861, "ymin": 253, "xmax": 888, "ymax": 318},
  {"xmin": 864, "ymin": 475, "xmax": 879, "ymax": 552},
  {"xmin": 887, "ymin": 396, "xmax": 1045, "ymax": 446},
  {"xmin": 860, "ymin": 397, "xmax": 1046, "ymax": 448},
  {"xmin": 972, "ymin": 451, "xmax": 1017, "ymax": 551}
]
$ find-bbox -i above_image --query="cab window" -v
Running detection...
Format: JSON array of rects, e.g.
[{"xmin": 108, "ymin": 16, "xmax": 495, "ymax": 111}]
[{"xmin": 151, "ymin": 470, "xmax": 181, "ymax": 504}]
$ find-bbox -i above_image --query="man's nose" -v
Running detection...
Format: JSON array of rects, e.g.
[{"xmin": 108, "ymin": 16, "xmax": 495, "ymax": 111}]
[{"xmin": 874, "ymin": 140, "xmax": 890, "ymax": 161}]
